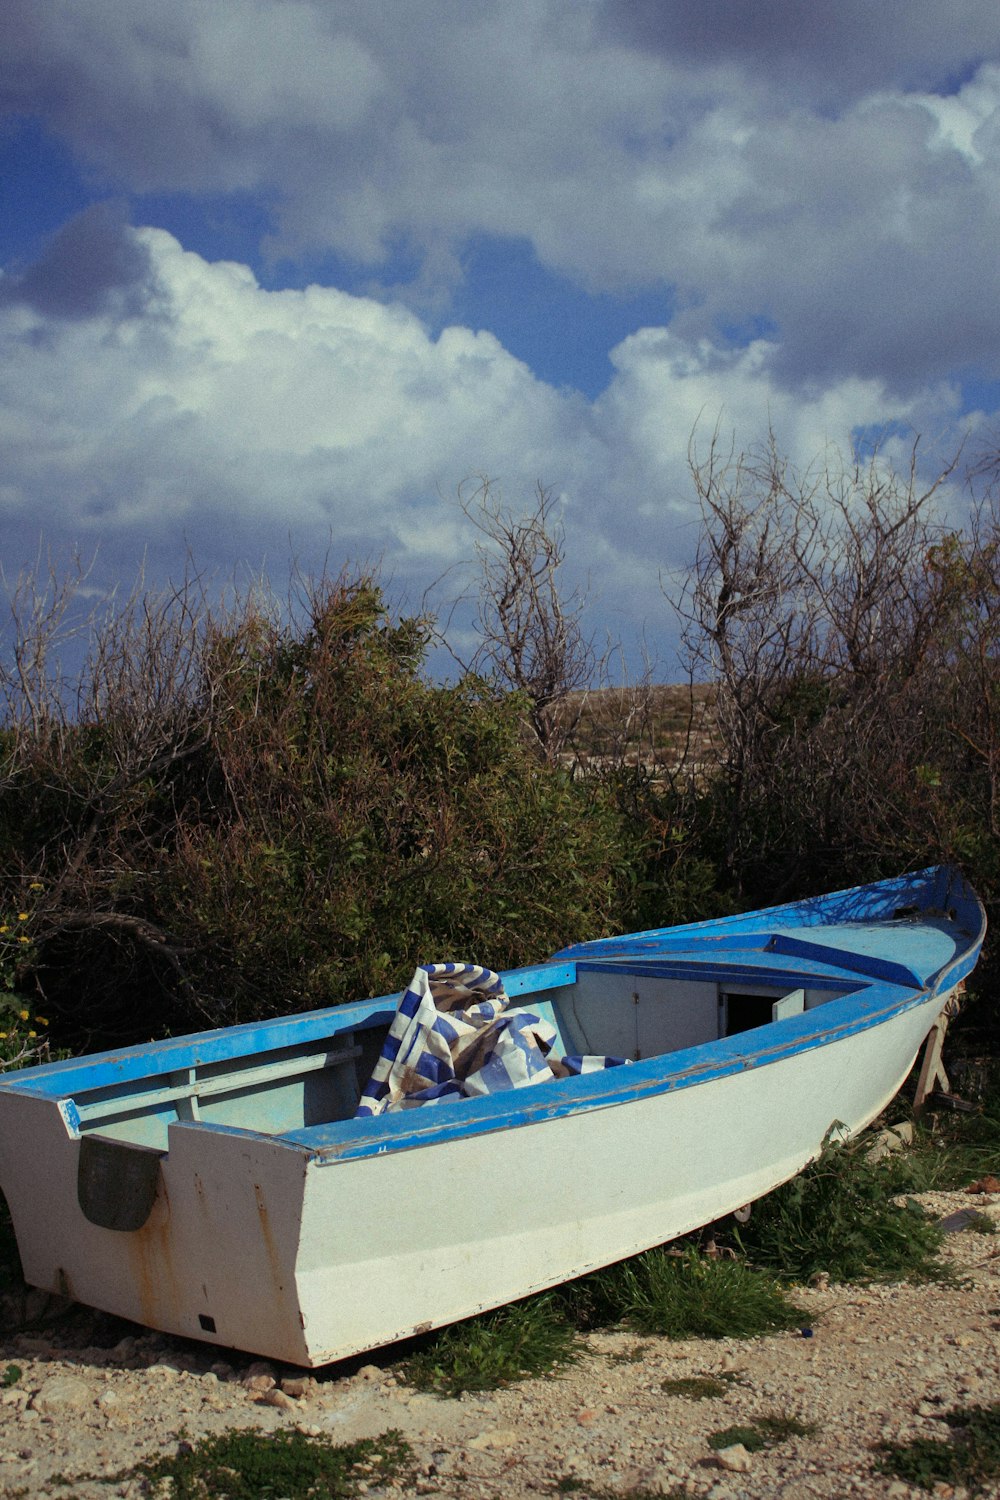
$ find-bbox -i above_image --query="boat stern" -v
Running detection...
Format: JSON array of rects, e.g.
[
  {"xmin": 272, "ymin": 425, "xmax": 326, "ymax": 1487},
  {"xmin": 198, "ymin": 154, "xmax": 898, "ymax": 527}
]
[{"xmin": 0, "ymin": 1090, "xmax": 317, "ymax": 1366}]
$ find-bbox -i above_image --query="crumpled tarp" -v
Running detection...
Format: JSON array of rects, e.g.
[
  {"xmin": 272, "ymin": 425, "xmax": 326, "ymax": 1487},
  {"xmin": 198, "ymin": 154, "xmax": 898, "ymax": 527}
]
[{"xmin": 355, "ymin": 961, "xmax": 628, "ymax": 1117}]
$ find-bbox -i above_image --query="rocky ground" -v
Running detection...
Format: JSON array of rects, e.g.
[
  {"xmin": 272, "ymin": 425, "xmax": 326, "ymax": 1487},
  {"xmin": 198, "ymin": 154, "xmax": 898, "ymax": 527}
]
[{"xmin": 1, "ymin": 1188, "xmax": 999, "ymax": 1499}]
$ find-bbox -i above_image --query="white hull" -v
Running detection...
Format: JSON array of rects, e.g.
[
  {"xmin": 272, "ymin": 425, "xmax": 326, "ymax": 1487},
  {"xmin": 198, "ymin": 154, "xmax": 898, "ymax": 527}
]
[{"xmin": 0, "ymin": 984, "xmax": 951, "ymax": 1366}]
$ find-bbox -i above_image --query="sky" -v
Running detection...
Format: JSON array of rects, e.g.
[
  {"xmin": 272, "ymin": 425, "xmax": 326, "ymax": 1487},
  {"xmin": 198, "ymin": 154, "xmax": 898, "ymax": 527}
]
[{"xmin": 2, "ymin": 0, "xmax": 1000, "ymax": 678}]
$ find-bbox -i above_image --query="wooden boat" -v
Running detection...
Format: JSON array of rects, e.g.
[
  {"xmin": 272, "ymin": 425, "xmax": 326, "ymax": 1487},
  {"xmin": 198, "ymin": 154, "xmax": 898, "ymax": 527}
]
[{"xmin": 0, "ymin": 865, "xmax": 985, "ymax": 1367}]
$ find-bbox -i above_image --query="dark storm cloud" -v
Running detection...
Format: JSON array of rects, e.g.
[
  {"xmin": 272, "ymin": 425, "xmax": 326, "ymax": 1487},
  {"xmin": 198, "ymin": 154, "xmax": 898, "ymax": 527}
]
[
  {"xmin": 596, "ymin": 0, "xmax": 998, "ymax": 102},
  {"xmin": 2, "ymin": 202, "xmax": 156, "ymax": 320}
]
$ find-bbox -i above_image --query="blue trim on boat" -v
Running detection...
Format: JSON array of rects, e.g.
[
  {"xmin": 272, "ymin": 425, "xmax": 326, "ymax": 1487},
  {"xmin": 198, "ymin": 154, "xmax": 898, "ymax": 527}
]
[
  {"xmin": 763, "ymin": 934, "xmax": 922, "ymax": 988},
  {"xmin": 556, "ymin": 866, "xmax": 981, "ymax": 961}
]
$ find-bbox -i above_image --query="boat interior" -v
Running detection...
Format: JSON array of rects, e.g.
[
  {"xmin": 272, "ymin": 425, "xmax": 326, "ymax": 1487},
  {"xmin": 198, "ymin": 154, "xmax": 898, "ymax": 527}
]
[{"xmin": 61, "ymin": 956, "xmax": 860, "ymax": 1155}]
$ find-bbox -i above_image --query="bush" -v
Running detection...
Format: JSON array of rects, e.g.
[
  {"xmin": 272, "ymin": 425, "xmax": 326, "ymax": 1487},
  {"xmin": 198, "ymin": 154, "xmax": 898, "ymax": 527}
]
[
  {"xmin": 674, "ymin": 431, "xmax": 1000, "ymax": 1036},
  {"xmin": 0, "ymin": 569, "xmax": 631, "ymax": 1045}
]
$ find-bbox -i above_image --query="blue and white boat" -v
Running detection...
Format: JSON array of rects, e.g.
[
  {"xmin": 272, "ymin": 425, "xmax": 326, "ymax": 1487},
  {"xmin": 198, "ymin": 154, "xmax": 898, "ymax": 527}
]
[{"xmin": 0, "ymin": 866, "xmax": 985, "ymax": 1367}]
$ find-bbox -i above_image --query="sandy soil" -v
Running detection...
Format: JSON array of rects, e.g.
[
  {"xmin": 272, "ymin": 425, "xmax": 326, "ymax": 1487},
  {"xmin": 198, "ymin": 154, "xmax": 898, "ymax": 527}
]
[{"xmin": 1, "ymin": 1188, "xmax": 999, "ymax": 1499}]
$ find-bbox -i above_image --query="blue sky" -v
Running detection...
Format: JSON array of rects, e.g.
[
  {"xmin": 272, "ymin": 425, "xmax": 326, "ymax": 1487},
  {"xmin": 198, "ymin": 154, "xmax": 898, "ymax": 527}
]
[{"xmin": 2, "ymin": 1, "xmax": 1000, "ymax": 677}]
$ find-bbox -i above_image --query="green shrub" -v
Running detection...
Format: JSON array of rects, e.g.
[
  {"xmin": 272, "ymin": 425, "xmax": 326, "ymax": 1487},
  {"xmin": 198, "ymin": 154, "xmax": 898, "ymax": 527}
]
[
  {"xmin": 731, "ymin": 1131, "xmax": 947, "ymax": 1284},
  {"xmin": 0, "ymin": 573, "xmax": 631, "ymax": 1046}
]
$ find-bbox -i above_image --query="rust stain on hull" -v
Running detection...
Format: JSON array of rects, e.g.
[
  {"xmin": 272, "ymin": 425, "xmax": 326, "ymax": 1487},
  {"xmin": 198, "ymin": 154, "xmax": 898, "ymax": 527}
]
[
  {"xmin": 254, "ymin": 1182, "xmax": 287, "ymax": 1299},
  {"xmin": 127, "ymin": 1179, "xmax": 181, "ymax": 1331}
]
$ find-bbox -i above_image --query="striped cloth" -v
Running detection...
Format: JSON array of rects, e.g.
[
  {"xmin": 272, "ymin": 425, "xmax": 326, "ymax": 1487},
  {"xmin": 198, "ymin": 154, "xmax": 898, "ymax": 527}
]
[{"xmin": 355, "ymin": 961, "xmax": 627, "ymax": 1117}]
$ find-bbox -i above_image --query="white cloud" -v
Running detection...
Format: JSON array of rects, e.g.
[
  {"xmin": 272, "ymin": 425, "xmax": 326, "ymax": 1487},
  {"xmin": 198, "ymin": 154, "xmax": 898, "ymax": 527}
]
[
  {"xmin": 1, "ymin": 222, "xmax": 983, "ymax": 670},
  {"xmin": 0, "ymin": 225, "xmax": 583, "ymax": 557},
  {"xmin": 4, "ymin": 0, "xmax": 1000, "ymax": 399}
]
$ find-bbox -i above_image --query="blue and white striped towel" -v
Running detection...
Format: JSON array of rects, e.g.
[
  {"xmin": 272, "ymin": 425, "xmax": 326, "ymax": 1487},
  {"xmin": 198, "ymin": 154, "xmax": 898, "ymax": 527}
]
[{"xmin": 355, "ymin": 961, "xmax": 627, "ymax": 1117}]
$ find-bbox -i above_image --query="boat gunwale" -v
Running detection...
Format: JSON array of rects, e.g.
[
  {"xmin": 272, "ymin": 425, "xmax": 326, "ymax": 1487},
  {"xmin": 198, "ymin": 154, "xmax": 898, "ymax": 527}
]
[
  {"xmin": 554, "ymin": 864, "xmax": 979, "ymax": 959},
  {"xmin": 154, "ymin": 938, "xmax": 976, "ymax": 1167},
  {"xmin": 0, "ymin": 950, "xmax": 929, "ymax": 1108}
]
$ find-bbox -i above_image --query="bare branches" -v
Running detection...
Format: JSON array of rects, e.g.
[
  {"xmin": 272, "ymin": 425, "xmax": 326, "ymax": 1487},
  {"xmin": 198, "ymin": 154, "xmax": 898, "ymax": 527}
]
[
  {"xmin": 451, "ymin": 477, "xmax": 597, "ymax": 763},
  {"xmin": 674, "ymin": 426, "xmax": 972, "ymax": 895},
  {"xmin": 0, "ymin": 549, "xmax": 97, "ymax": 745},
  {"xmin": 0, "ymin": 559, "xmax": 278, "ymax": 1031}
]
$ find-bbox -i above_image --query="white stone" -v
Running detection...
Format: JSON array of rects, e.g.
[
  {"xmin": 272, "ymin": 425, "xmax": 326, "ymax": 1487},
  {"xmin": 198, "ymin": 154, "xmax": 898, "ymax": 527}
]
[
  {"xmin": 31, "ymin": 1375, "xmax": 93, "ymax": 1414},
  {"xmin": 263, "ymin": 1388, "xmax": 296, "ymax": 1411},
  {"xmin": 714, "ymin": 1442, "xmax": 752, "ymax": 1472},
  {"xmin": 467, "ymin": 1427, "xmax": 520, "ymax": 1451}
]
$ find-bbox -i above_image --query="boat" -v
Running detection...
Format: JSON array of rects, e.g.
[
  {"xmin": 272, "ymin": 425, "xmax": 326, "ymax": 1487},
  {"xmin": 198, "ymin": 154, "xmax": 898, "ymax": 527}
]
[{"xmin": 0, "ymin": 865, "xmax": 985, "ymax": 1368}]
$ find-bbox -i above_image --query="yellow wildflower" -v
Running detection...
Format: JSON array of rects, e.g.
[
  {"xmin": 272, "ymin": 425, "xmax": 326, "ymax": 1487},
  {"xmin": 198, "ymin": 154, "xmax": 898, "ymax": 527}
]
[
  {"xmin": 18, "ymin": 935, "xmax": 29, "ymax": 945},
  {"xmin": 27, "ymin": 1031, "xmax": 36, "ymax": 1038},
  {"xmin": 29, "ymin": 882, "xmax": 43, "ymax": 891},
  {"xmin": 18, "ymin": 1009, "xmax": 29, "ymax": 1021},
  {"xmin": 0, "ymin": 1032, "xmax": 6, "ymax": 1040},
  {"xmin": 17, "ymin": 913, "xmax": 28, "ymax": 922},
  {"xmin": 36, "ymin": 1015, "xmax": 49, "ymax": 1026},
  {"xmin": 0, "ymin": 926, "xmax": 8, "ymax": 935}
]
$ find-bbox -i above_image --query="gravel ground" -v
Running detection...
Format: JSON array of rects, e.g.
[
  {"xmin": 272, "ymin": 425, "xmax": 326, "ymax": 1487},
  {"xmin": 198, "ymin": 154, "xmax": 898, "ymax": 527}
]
[{"xmin": 1, "ymin": 1188, "xmax": 999, "ymax": 1499}]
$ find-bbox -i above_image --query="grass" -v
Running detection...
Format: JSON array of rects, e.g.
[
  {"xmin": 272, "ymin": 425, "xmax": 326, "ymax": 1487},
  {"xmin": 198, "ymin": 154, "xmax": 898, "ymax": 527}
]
[
  {"xmin": 708, "ymin": 1413, "xmax": 817, "ymax": 1453},
  {"xmin": 398, "ymin": 1252, "xmax": 801, "ymax": 1398},
  {"xmin": 729, "ymin": 1128, "xmax": 949, "ymax": 1285},
  {"xmin": 661, "ymin": 1372, "xmax": 744, "ymax": 1399},
  {"xmin": 398, "ymin": 1249, "xmax": 802, "ymax": 1397},
  {"xmin": 963, "ymin": 1210, "xmax": 998, "ymax": 1235},
  {"xmin": 876, "ymin": 1403, "xmax": 1000, "ymax": 1493},
  {"xmin": 400, "ymin": 1292, "xmax": 581, "ymax": 1397},
  {"xmin": 71, "ymin": 1429, "xmax": 414, "ymax": 1499},
  {"xmin": 575, "ymin": 1247, "xmax": 805, "ymax": 1340},
  {"xmin": 905, "ymin": 1068, "xmax": 1000, "ymax": 1191}
]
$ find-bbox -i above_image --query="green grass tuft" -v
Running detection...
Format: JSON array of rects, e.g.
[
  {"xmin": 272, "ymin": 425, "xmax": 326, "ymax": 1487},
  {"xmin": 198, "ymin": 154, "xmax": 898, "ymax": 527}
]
[
  {"xmin": 98, "ymin": 1428, "xmax": 413, "ymax": 1500},
  {"xmin": 964, "ymin": 1210, "xmax": 997, "ymax": 1235},
  {"xmin": 400, "ymin": 1293, "xmax": 581, "ymax": 1397},
  {"xmin": 731, "ymin": 1129, "xmax": 948, "ymax": 1284},
  {"xmin": 877, "ymin": 1402, "xmax": 1000, "ymax": 1493},
  {"xmin": 709, "ymin": 1413, "xmax": 817, "ymax": 1452},
  {"xmin": 584, "ymin": 1247, "xmax": 805, "ymax": 1340},
  {"xmin": 661, "ymin": 1373, "xmax": 743, "ymax": 1399}
]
